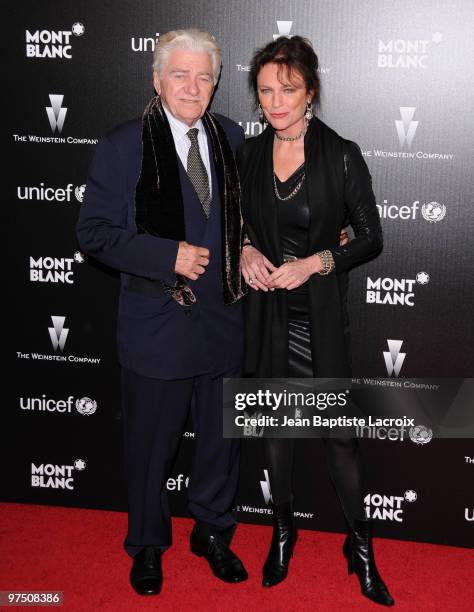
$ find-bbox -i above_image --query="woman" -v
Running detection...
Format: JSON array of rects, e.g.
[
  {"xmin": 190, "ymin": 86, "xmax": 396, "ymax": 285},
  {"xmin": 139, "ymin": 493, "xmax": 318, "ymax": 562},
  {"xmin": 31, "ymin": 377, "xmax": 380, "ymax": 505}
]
[{"xmin": 237, "ymin": 36, "xmax": 394, "ymax": 606}]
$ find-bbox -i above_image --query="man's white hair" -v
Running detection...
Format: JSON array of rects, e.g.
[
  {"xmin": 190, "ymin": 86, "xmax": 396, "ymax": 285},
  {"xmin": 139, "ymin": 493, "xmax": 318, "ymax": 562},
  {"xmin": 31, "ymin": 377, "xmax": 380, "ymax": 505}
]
[{"xmin": 153, "ymin": 28, "xmax": 222, "ymax": 85}]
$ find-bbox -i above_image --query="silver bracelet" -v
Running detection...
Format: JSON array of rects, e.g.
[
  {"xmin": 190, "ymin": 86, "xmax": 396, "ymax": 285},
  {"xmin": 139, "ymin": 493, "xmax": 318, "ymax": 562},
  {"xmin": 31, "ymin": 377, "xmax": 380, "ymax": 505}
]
[{"xmin": 315, "ymin": 249, "xmax": 335, "ymax": 275}]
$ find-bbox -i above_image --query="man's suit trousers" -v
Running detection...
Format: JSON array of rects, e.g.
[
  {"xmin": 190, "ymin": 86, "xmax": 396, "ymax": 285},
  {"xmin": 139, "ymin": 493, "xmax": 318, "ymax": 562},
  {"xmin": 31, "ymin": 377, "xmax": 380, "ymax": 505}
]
[{"xmin": 121, "ymin": 366, "xmax": 240, "ymax": 556}]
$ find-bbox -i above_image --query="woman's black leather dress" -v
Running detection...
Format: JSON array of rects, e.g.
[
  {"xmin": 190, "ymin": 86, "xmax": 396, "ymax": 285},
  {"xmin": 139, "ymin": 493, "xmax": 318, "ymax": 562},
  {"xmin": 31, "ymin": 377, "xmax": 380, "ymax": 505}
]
[{"xmin": 275, "ymin": 164, "xmax": 313, "ymax": 377}]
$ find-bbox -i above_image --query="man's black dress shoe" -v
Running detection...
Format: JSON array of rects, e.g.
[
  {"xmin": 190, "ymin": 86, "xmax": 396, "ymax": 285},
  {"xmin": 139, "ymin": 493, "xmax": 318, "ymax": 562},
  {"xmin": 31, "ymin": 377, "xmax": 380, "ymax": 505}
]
[
  {"xmin": 190, "ymin": 524, "xmax": 248, "ymax": 583},
  {"xmin": 130, "ymin": 546, "xmax": 163, "ymax": 595}
]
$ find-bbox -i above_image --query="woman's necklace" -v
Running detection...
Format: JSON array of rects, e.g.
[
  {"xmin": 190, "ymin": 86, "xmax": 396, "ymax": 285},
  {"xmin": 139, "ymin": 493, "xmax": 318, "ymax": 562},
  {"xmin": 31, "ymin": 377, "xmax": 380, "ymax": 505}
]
[
  {"xmin": 273, "ymin": 170, "xmax": 306, "ymax": 201},
  {"xmin": 274, "ymin": 126, "xmax": 307, "ymax": 141}
]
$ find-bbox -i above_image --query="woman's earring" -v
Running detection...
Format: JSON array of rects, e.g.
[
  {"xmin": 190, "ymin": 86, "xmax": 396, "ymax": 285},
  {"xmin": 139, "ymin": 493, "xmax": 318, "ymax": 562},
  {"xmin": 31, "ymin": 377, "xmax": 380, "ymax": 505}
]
[
  {"xmin": 305, "ymin": 101, "xmax": 313, "ymax": 122},
  {"xmin": 258, "ymin": 103, "xmax": 267, "ymax": 124}
]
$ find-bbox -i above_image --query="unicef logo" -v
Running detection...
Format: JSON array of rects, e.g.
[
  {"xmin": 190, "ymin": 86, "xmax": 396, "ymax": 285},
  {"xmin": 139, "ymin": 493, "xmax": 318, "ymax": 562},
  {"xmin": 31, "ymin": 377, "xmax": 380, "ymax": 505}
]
[
  {"xmin": 74, "ymin": 458, "xmax": 86, "ymax": 471},
  {"xmin": 75, "ymin": 397, "xmax": 97, "ymax": 416},
  {"xmin": 409, "ymin": 425, "xmax": 433, "ymax": 445},
  {"xmin": 415, "ymin": 272, "xmax": 430, "ymax": 285},
  {"xmin": 422, "ymin": 202, "xmax": 446, "ymax": 222},
  {"xmin": 72, "ymin": 23, "xmax": 85, "ymax": 37},
  {"xmin": 404, "ymin": 490, "xmax": 417, "ymax": 502},
  {"xmin": 75, "ymin": 184, "xmax": 86, "ymax": 203},
  {"xmin": 73, "ymin": 251, "xmax": 85, "ymax": 263}
]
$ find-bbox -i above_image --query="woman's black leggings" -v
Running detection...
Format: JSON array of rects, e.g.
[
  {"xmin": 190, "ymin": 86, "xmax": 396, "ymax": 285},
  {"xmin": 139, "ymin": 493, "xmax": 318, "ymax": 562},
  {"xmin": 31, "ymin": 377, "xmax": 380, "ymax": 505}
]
[
  {"xmin": 268, "ymin": 292, "xmax": 367, "ymax": 527},
  {"xmin": 264, "ymin": 436, "xmax": 366, "ymax": 528}
]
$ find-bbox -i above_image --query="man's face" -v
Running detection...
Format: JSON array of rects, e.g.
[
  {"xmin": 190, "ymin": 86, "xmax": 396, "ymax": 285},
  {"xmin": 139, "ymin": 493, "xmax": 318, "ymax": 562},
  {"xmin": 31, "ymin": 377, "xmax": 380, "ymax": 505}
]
[{"xmin": 154, "ymin": 48, "xmax": 215, "ymax": 127}]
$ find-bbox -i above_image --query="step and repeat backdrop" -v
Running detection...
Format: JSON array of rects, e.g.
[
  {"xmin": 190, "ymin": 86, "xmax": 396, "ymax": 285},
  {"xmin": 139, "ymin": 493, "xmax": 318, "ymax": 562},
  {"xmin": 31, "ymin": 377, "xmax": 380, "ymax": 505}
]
[{"xmin": 6, "ymin": 1, "xmax": 473, "ymax": 548}]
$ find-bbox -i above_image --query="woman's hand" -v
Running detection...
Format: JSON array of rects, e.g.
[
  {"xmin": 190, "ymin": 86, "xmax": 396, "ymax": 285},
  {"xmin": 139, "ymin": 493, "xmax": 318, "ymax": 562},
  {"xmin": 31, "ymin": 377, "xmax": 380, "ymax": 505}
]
[
  {"xmin": 267, "ymin": 255, "xmax": 322, "ymax": 290},
  {"xmin": 241, "ymin": 245, "xmax": 276, "ymax": 291}
]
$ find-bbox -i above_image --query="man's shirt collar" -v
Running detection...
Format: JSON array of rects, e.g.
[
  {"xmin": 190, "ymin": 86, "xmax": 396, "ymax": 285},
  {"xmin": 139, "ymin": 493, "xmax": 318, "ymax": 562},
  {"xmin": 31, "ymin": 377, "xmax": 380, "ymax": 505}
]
[{"xmin": 162, "ymin": 104, "xmax": 205, "ymax": 143}]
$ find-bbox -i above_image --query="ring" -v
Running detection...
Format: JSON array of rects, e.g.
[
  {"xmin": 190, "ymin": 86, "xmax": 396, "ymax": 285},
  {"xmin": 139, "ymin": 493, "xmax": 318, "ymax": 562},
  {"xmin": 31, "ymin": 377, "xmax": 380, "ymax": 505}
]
[{"xmin": 248, "ymin": 277, "xmax": 254, "ymax": 285}]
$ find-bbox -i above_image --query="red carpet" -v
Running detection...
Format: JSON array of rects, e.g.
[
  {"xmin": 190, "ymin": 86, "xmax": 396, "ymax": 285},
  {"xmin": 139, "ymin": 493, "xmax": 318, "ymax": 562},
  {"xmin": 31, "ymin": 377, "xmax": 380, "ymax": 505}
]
[{"xmin": 0, "ymin": 503, "xmax": 472, "ymax": 611}]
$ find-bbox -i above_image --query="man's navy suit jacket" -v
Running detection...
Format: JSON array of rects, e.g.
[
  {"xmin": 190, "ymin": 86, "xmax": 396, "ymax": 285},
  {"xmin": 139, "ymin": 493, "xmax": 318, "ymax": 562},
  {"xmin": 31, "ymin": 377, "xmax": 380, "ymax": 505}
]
[{"xmin": 77, "ymin": 114, "xmax": 245, "ymax": 379}]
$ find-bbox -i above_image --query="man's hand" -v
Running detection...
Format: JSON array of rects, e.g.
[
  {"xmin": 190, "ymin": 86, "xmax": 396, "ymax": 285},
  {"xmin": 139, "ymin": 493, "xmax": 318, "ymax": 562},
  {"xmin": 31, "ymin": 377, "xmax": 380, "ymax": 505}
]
[
  {"xmin": 241, "ymin": 245, "xmax": 276, "ymax": 292},
  {"xmin": 175, "ymin": 241, "xmax": 210, "ymax": 280},
  {"xmin": 340, "ymin": 228, "xmax": 349, "ymax": 245}
]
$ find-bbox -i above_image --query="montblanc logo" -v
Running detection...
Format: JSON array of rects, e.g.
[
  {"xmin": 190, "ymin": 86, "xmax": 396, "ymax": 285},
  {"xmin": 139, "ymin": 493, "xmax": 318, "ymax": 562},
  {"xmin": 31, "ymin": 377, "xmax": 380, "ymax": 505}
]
[
  {"xmin": 260, "ymin": 469, "xmax": 273, "ymax": 504},
  {"xmin": 131, "ymin": 32, "xmax": 160, "ymax": 52},
  {"xmin": 383, "ymin": 339, "xmax": 406, "ymax": 377},
  {"xmin": 26, "ymin": 23, "xmax": 85, "ymax": 59},
  {"xmin": 30, "ymin": 254, "xmax": 84, "ymax": 284},
  {"xmin": 377, "ymin": 199, "xmax": 447, "ymax": 222},
  {"xmin": 273, "ymin": 20, "xmax": 293, "ymax": 40},
  {"xmin": 20, "ymin": 395, "xmax": 98, "ymax": 416},
  {"xmin": 49, "ymin": 316, "xmax": 69, "ymax": 352},
  {"xmin": 31, "ymin": 459, "xmax": 86, "ymax": 490},
  {"xmin": 366, "ymin": 272, "xmax": 429, "ymax": 306},
  {"xmin": 17, "ymin": 183, "xmax": 86, "ymax": 203},
  {"xmin": 242, "ymin": 411, "xmax": 264, "ymax": 437},
  {"xmin": 365, "ymin": 490, "xmax": 417, "ymax": 522},
  {"xmin": 356, "ymin": 423, "xmax": 432, "ymax": 444},
  {"xmin": 46, "ymin": 95, "xmax": 67, "ymax": 134},
  {"xmin": 377, "ymin": 32, "xmax": 443, "ymax": 69},
  {"xmin": 395, "ymin": 107, "xmax": 418, "ymax": 148}
]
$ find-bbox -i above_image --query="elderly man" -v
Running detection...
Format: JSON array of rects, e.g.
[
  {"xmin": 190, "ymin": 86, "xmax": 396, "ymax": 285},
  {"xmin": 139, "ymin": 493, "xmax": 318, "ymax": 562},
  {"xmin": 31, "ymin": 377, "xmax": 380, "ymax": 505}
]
[{"xmin": 77, "ymin": 29, "xmax": 246, "ymax": 595}]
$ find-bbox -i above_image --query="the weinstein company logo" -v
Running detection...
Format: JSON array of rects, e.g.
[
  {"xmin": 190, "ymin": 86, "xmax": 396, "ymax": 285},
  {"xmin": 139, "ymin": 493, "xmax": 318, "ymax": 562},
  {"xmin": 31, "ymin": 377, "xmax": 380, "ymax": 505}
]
[
  {"xmin": 395, "ymin": 107, "xmax": 418, "ymax": 148},
  {"xmin": 362, "ymin": 107, "xmax": 454, "ymax": 161},
  {"xmin": 49, "ymin": 316, "xmax": 69, "ymax": 352},
  {"xmin": 254, "ymin": 469, "xmax": 313, "ymax": 518},
  {"xmin": 13, "ymin": 98, "xmax": 97, "ymax": 145},
  {"xmin": 273, "ymin": 21, "xmax": 293, "ymax": 40},
  {"xmin": 260, "ymin": 469, "xmax": 273, "ymax": 504},
  {"xmin": 16, "ymin": 317, "xmax": 101, "ymax": 365},
  {"xmin": 383, "ymin": 340, "xmax": 406, "ymax": 377},
  {"xmin": 46, "ymin": 95, "xmax": 67, "ymax": 134}
]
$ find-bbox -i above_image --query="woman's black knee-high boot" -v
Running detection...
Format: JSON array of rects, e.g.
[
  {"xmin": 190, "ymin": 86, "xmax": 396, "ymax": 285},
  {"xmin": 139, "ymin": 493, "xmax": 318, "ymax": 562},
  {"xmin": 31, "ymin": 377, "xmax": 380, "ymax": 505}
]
[
  {"xmin": 343, "ymin": 518, "xmax": 395, "ymax": 606},
  {"xmin": 262, "ymin": 500, "xmax": 298, "ymax": 587}
]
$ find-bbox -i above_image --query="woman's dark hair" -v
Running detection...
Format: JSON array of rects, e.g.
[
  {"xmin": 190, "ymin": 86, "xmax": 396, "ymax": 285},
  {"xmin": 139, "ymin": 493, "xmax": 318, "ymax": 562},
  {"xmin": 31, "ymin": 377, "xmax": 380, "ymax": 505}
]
[{"xmin": 249, "ymin": 35, "xmax": 320, "ymax": 107}]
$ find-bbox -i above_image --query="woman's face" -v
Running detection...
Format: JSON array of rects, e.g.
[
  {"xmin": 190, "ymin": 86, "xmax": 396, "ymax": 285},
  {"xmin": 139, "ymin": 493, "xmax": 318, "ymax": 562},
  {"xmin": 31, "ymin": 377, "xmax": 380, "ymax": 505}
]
[{"xmin": 257, "ymin": 62, "xmax": 311, "ymax": 133}]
